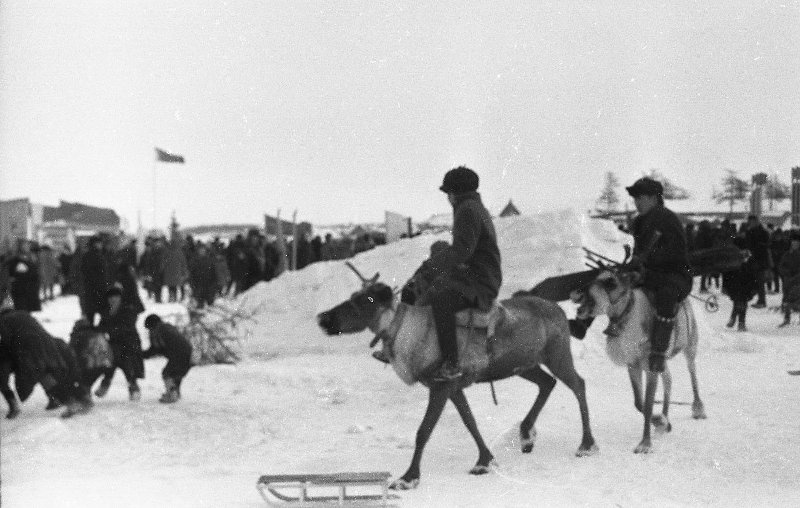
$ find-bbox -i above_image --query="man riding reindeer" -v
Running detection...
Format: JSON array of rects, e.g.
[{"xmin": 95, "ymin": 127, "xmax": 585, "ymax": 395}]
[
  {"xmin": 397, "ymin": 166, "xmax": 502, "ymax": 381},
  {"xmin": 570, "ymin": 176, "xmax": 692, "ymax": 373}
]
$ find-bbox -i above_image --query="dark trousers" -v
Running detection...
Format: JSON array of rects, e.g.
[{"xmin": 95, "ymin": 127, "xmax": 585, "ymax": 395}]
[
  {"xmin": 429, "ymin": 287, "xmax": 474, "ymax": 365},
  {"xmin": 643, "ymin": 271, "xmax": 692, "ymax": 318}
]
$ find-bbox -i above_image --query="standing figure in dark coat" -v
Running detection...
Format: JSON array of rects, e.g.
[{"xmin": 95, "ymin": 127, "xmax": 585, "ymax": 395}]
[
  {"xmin": 81, "ymin": 236, "xmax": 110, "ymax": 326},
  {"xmin": 769, "ymin": 228, "xmax": 789, "ymax": 294},
  {"xmin": 722, "ymin": 236, "xmax": 759, "ymax": 332},
  {"xmin": 95, "ymin": 286, "xmax": 145, "ymax": 401},
  {"xmin": 746, "ymin": 215, "xmax": 771, "ymax": 308},
  {"xmin": 189, "ymin": 244, "xmax": 218, "ymax": 308},
  {"xmin": 778, "ymin": 234, "xmax": 800, "ymax": 326},
  {"xmin": 415, "ymin": 167, "xmax": 502, "ymax": 381},
  {"xmin": 0, "ymin": 306, "xmax": 89, "ymax": 418},
  {"xmin": 114, "ymin": 262, "xmax": 145, "ymax": 315},
  {"xmin": 142, "ymin": 314, "xmax": 193, "ymax": 403},
  {"xmin": 625, "ymin": 177, "xmax": 692, "ymax": 373},
  {"xmin": 6, "ymin": 239, "xmax": 42, "ymax": 312}
]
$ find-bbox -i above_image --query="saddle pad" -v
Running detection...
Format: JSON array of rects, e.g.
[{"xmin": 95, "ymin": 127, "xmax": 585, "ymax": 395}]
[{"xmin": 455, "ymin": 301, "xmax": 501, "ymax": 328}]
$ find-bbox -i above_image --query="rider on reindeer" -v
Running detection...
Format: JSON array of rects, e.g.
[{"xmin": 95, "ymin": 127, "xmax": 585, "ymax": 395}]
[
  {"xmin": 570, "ymin": 177, "xmax": 692, "ymax": 373},
  {"xmin": 413, "ymin": 166, "xmax": 502, "ymax": 381}
]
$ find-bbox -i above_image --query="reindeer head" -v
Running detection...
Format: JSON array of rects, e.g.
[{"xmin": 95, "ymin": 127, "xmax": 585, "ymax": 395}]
[
  {"xmin": 572, "ymin": 269, "xmax": 633, "ymax": 319},
  {"xmin": 317, "ymin": 262, "xmax": 393, "ymax": 335}
]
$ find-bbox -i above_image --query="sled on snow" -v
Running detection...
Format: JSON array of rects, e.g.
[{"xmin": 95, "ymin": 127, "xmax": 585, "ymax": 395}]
[{"xmin": 256, "ymin": 472, "xmax": 399, "ymax": 507}]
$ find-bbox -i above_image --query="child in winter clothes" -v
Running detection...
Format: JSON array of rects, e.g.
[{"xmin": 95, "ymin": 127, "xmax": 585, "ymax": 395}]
[
  {"xmin": 142, "ymin": 314, "xmax": 193, "ymax": 403},
  {"xmin": 722, "ymin": 243, "xmax": 759, "ymax": 332}
]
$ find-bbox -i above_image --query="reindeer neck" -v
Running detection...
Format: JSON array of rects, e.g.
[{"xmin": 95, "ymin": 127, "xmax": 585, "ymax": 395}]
[
  {"xmin": 607, "ymin": 285, "xmax": 636, "ymax": 321},
  {"xmin": 370, "ymin": 300, "xmax": 408, "ymax": 352}
]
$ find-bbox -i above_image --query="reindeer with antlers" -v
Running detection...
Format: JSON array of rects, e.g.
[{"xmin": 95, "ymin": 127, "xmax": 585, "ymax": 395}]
[{"xmin": 317, "ymin": 262, "xmax": 598, "ymax": 489}]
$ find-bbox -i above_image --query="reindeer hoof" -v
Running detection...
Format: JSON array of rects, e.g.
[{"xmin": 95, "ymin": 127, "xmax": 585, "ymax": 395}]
[
  {"xmin": 6, "ymin": 409, "xmax": 20, "ymax": 419},
  {"xmin": 652, "ymin": 415, "xmax": 672, "ymax": 433},
  {"xmin": 634, "ymin": 442, "xmax": 652, "ymax": 454},
  {"xmin": 576, "ymin": 443, "xmax": 599, "ymax": 457},
  {"xmin": 692, "ymin": 405, "xmax": 707, "ymax": 420},
  {"xmin": 469, "ymin": 460, "xmax": 497, "ymax": 475},
  {"xmin": 520, "ymin": 428, "xmax": 537, "ymax": 453},
  {"xmin": 389, "ymin": 478, "xmax": 419, "ymax": 490}
]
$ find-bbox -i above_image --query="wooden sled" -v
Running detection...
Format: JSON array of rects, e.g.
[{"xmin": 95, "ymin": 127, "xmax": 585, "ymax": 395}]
[{"xmin": 256, "ymin": 472, "xmax": 399, "ymax": 507}]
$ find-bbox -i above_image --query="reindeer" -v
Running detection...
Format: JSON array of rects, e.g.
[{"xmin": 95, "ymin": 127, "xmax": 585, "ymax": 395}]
[
  {"xmin": 572, "ymin": 268, "xmax": 707, "ymax": 454},
  {"xmin": 317, "ymin": 263, "xmax": 598, "ymax": 490}
]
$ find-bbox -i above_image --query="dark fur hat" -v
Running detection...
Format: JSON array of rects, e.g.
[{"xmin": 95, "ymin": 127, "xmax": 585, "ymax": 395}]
[
  {"xmin": 440, "ymin": 166, "xmax": 479, "ymax": 194},
  {"xmin": 144, "ymin": 313, "xmax": 162, "ymax": 329},
  {"xmin": 626, "ymin": 177, "xmax": 663, "ymax": 197}
]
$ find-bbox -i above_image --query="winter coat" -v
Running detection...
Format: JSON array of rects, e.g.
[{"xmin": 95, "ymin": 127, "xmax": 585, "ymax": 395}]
[
  {"xmin": 81, "ymin": 248, "xmax": 110, "ymax": 313},
  {"xmin": 115, "ymin": 264, "xmax": 145, "ymax": 315},
  {"xmin": 160, "ymin": 244, "xmax": 188, "ymax": 287},
  {"xmin": 142, "ymin": 322, "xmax": 192, "ymax": 379},
  {"xmin": 780, "ymin": 249, "xmax": 800, "ymax": 307},
  {"xmin": 97, "ymin": 305, "xmax": 144, "ymax": 379},
  {"xmin": 189, "ymin": 254, "xmax": 218, "ymax": 297},
  {"xmin": 38, "ymin": 248, "xmax": 60, "ymax": 288},
  {"xmin": 746, "ymin": 224, "xmax": 771, "ymax": 271},
  {"xmin": 722, "ymin": 258, "xmax": 759, "ymax": 303},
  {"xmin": 0, "ymin": 309, "xmax": 69, "ymax": 401},
  {"xmin": 630, "ymin": 204, "xmax": 691, "ymax": 277},
  {"xmin": 422, "ymin": 191, "xmax": 502, "ymax": 310},
  {"xmin": 6, "ymin": 255, "xmax": 41, "ymax": 312},
  {"xmin": 213, "ymin": 253, "xmax": 231, "ymax": 288}
]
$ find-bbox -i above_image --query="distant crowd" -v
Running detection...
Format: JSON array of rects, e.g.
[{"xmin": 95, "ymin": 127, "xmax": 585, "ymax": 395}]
[{"xmin": 0, "ymin": 228, "xmax": 385, "ymax": 314}]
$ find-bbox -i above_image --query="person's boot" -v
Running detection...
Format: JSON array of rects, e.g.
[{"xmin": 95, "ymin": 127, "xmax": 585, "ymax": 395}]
[
  {"xmin": 94, "ymin": 380, "xmax": 111, "ymax": 398},
  {"xmin": 159, "ymin": 378, "xmax": 179, "ymax": 403},
  {"xmin": 129, "ymin": 383, "xmax": 141, "ymax": 402},
  {"xmin": 45, "ymin": 395, "xmax": 63, "ymax": 410},
  {"xmin": 779, "ymin": 309, "xmax": 791, "ymax": 328},
  {"xmin": 726, "ymin": 309, "xmax": 736, "ymax": 329},
  {"xmin": 568, "ymin": 317, "xmax": 594, "ymax": 340},
  {"xmin": 648, "ymin": 316, "xmax": 675, "ymax": 373},
  {"xmin": 432, "ymin": 359, "xmax": 463, "ymax": 382}
]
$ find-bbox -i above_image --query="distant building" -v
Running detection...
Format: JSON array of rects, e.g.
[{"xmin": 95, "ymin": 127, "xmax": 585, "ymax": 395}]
[
  {"xmin": 499, "ymin": 200, "xmax": 521, "ymax": 217},
  {"xmin": 0, "ymin": 198, "xmax": 120, "ymax": 253}
]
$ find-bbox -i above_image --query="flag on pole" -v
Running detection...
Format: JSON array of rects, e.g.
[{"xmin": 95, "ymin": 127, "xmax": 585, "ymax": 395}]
[{"xmin": 155, "ymin": 147, "xmax": 185, "ymax": 163}]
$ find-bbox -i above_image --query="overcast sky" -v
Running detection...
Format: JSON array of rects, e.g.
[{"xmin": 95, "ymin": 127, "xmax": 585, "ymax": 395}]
[{"xmin": 1, "ymin": 1, "xmax": 798, "ymax": 231}]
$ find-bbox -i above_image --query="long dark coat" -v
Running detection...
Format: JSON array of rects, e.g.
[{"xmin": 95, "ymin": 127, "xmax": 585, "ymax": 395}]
[
  {"xmin": 0, "ymin": 309, "xmax": 68, "ymax": 401},
  {"xmin": 81, "ymin": 248, "xmax": 110, "ymax": 316},
  {"xmin": 97, "ymin": 305, "xmax": 144, "ymax": 380},
  {"xmin": 6, "ymin": 256, "xmax": 41, "ymax": 312},
  {"xmin": 722, "ymin": 258, "xmax": 759, "ymax": 303},
  {"xmin": 189, "ymin": 254, "xmax": 218, "ymax": 301}
]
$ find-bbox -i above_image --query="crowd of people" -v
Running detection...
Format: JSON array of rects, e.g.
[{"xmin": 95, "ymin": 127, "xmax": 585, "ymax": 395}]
[{"xmin": 0, "ymin": 226, "xmax": 384, "ymax": 419}]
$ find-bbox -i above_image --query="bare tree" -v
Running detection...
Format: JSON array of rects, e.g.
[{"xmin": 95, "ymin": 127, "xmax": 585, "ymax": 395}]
[
  {"xmin": 596, "ymin": 171, "xmax": 621, "ymax": 214},
  {"xmin": 713, "ymin": 169, "xmax": 750, "ymax": 214},
  {"xmin": 645, "ymin": 169, "xmax": 690, "ymax": 200},
  {"xmin": 764, "ymin": 173, "xmax": 791, "ymax": 211}
]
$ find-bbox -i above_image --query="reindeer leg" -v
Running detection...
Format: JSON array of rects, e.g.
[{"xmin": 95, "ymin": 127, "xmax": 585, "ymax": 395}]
[
  {"xmin": 545, "ymin": 346, "xmax": 598, "ymax": 457},
  {"xmin": 449, "ymin": 388, "xmax": 495, "ymax": 474},
  {"xmin": 686, "ymin": 353, "xmax": 707, "ymax": 420},
  {"xmin": 0, "ymin": 363, "xmax": 19, "ymax": 419},
  {"xmin": 635, "ymin": 370, "xmax": 659, "ymax": 453},
  {"xmin": 628, "ymin": 365, "xmax": 643, "ymax": 413},
  {"xmin": 517, "ymin": 366, "xmax": 556, "ymax": 453},
  {"xmin": 390, "ymin": 384, "xmax": 451, "ymax": 490},
  {"xmin": 652, "ymin": 367, "xmax": 672, "ymax": 433}
]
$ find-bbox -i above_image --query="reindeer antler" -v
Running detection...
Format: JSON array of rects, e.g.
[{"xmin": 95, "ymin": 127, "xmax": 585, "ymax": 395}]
[{"xmin": 345, "ymin": 261, "xmax": 380, "ymax": 287}]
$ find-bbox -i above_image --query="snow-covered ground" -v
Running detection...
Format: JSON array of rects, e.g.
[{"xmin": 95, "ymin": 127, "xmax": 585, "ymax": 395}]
[{"xmin": 3, "ymin": 211, "xmax": 800, "ymax": 507}]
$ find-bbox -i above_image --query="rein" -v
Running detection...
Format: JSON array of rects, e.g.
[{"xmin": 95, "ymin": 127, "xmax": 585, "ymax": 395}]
[{"xmin": 371, "ymin": 299, "xmax": 408, "ymax": 358}]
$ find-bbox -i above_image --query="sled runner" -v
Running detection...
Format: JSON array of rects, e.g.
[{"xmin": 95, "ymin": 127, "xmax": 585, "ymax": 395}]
[{"xmin": 256, "ymin": 472, "xmax": 398, "ymax": 507}]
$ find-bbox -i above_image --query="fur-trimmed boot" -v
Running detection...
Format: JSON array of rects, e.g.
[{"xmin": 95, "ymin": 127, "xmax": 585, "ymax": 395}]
[
  {"xmin": 129, "ymin": 383, "xmax": 141, "ymax": 402},
  {"xmin": 649, "ymin": 316, "xmax": 675, "ymax": 373},
  {"xmin": 159, "ymin": 378, "xmax": 179, "ymax": 403}
]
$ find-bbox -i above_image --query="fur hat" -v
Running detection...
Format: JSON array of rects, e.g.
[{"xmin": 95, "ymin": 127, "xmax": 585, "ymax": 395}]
[
  {"xmin": 626, "ymin": 177, "xmax": 663, "ymax": 197},
  {"xmin": 440, "ymin": 166, "xmax": 479, "ymax": 194},
  {"xmin": 144, "ymin": 314, "xmax": 162, "ymax": 329}
]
